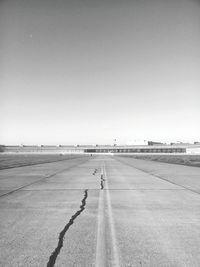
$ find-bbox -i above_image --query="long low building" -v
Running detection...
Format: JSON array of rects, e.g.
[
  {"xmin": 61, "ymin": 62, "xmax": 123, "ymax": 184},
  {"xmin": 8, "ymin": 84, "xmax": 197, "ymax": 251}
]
[
  {"xmin": 1, "ymin": 144, "xmax": 196, "ymax": 154},
  {"xmin": 84, "ymin": 146, "xmax": 186, "ymax": 153}
]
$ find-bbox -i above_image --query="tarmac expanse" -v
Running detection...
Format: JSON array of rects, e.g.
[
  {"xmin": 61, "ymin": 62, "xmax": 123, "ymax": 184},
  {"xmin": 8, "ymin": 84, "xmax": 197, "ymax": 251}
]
[{"xmin": 1, "ymin": 155, "xmax": 200, "ymax": 266}]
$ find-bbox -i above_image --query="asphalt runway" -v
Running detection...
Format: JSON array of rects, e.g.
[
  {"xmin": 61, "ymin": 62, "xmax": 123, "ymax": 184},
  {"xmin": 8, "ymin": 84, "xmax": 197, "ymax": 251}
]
[{"xmin": 1, "ymin": 155, "xmax": 200, "ymax": 267}]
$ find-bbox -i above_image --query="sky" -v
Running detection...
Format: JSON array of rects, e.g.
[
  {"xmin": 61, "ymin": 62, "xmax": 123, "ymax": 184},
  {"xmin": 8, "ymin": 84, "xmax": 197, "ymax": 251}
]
[{"xmin": 0, "ymin": 0, "xmax": 200, "ymax": 145}]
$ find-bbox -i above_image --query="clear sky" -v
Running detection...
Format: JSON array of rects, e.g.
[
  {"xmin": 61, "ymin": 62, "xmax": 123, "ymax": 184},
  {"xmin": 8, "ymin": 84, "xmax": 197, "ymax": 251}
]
[{"xmin": 0, "ymin": 0, "xmax": 200, "ymax": 145}]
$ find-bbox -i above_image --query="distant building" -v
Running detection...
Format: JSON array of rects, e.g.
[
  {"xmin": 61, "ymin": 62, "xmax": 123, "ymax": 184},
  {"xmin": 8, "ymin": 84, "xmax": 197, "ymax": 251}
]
[
  {"xmin": 170, "ymin": 142, "xmax": 192, "ymax": 146},
  {"xmin": 3, "ymin": 144, "xmax": 191, "ymax": 154},
  {"xmin": 148, "ymin": 141, "xmax": 165, "ymax": 146}
]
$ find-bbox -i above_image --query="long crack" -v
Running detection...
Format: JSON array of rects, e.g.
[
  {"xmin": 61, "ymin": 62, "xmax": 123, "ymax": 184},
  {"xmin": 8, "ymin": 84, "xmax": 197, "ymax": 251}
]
[
  {"xmin": 100, "ymin": 174, "xmax": 105, "ymax": 190},
  {"xmin": 46, "ymin": 189, "xmax": 88, "ymax": 267}
]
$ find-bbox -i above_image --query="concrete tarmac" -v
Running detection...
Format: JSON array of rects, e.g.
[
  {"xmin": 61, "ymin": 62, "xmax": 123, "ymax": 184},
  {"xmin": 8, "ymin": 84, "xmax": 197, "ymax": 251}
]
[{"xmin": 1, "ymin": 155, "xmax": 200, "ymax": 266}]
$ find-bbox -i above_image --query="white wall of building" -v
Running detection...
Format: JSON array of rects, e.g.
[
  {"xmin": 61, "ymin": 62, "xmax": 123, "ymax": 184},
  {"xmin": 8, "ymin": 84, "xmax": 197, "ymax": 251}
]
[{"xmin": 186, "ymin": 147, "xmax": 200, "ymax": 154}]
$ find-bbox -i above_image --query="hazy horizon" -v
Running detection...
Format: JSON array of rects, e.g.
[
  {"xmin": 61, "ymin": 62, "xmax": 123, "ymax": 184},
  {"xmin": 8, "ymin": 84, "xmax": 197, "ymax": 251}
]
[{"xmin": 1, "ymin": 0, "xmax": 200, "ymax": 145}]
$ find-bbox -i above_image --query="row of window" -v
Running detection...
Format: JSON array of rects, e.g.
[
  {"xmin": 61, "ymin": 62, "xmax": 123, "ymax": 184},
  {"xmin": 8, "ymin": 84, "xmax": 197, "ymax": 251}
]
[{"xmin": 85, "ymin": 148, "xmax": 186, "ymax": 153}]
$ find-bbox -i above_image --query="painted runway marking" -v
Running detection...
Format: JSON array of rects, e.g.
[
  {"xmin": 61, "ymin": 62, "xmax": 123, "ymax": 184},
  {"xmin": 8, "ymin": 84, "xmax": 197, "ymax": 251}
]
[
  {"xmin": 95, "ymin": 169, "xmax": 106, "ymax": 267},
  {"xmin": 95, "ymin": 165, "xmax": 120, "ymax": 267},
  {"xmin": 104, "ymin": 164, "xmax": 120, "ymax": 267}
]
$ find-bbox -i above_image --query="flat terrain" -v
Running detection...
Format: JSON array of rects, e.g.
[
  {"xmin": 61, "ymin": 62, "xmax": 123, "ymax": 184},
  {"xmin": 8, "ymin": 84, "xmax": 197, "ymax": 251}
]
[
  {"xmin": 1, "ymin": 155, "xmax": 200, "ymax": 266},
  {"xmin": 119, "ymin": 154, "xmax": 200, "ymax": 167},
  {"xmin": 0, "ymin": 154, "xmax": 87, "ymax": 170}
]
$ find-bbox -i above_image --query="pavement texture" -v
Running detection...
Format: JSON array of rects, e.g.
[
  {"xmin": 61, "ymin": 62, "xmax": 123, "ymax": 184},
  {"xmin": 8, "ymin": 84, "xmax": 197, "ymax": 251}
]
[{"xmin": 0, "ymin": 155, "xmax": 200, "ymax": 266}]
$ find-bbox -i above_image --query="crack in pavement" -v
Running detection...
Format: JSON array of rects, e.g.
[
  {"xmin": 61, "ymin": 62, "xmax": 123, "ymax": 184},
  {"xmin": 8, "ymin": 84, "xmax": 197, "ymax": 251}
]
[
  {"xmin": 100, "ymin": 174, "xmax": 105, "ymax": 190},
  {"xmin": 46, "ymin": 189, "xmax": 88, "ymax": 267},
  {"xmin": 93, "ymin": 168, "xmax": 98, "ymax": 175}
]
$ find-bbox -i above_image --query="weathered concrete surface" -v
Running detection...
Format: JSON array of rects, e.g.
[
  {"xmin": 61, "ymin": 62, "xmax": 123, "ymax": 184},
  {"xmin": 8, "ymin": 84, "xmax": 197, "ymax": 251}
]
[
  {"xmin": 0, "ymin": 157, "xmax": 90, "ymax": 197},
  {"xmin": 1, "ymin": 155, "xmax": 200, "ymax": 266},
  {"xmin": 106, "ymin": 157, "xmax": 200, "ymax": 266},
  {"xmin": 116, "ymin": 156, "xmax": 200, "ymax": 193}
]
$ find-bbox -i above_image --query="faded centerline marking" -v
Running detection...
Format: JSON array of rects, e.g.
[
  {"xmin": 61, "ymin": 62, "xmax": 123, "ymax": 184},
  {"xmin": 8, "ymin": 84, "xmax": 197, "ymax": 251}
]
[
  {"xmin": 95, "ymin": 167, "xmax": 106, "ymax": 267},
  {"xmin": 95, "ymin": 165, "xmax": 120, "ymax": 267}
]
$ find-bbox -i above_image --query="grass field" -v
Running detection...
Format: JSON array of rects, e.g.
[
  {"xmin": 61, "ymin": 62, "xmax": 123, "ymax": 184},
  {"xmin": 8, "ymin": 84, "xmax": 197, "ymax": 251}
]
[
  {"xmin": 0, "ymin": 153, "xmax": 87, "ymax": 170},
  {"xmin": 118, "ymin": 154, "xmax": 200, "ymax": 168}
]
